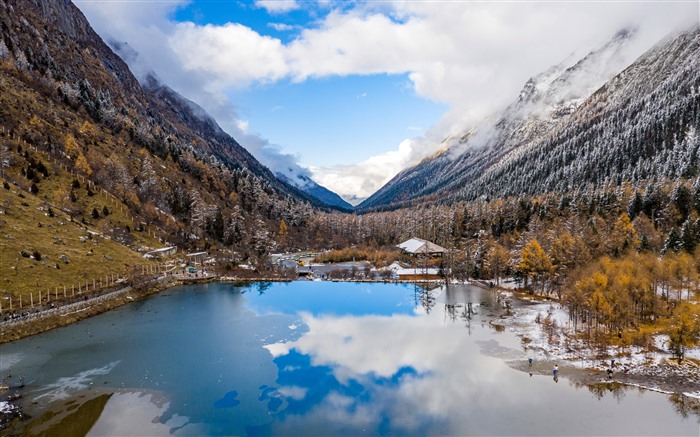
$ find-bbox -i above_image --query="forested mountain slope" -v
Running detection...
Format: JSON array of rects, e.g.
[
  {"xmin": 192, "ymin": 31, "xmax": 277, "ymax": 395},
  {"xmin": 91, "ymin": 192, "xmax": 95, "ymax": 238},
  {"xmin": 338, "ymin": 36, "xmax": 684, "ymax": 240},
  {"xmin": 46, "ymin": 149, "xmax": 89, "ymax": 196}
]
[
  {"xmin": 359, "ymin": 26, "xmax": 700, "ymax": 211},
  {"xmin": 0, "ymin": 0, "xmax": 322, "ymax": 271}
]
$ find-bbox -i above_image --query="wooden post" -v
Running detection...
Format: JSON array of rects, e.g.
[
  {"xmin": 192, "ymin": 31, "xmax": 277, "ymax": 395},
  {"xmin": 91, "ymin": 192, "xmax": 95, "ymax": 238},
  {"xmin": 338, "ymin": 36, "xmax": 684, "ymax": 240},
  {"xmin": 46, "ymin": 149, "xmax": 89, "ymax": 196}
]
[
  {"xmin": 9, "ymin": 297, "xmax": 12, "ymax": 311},
  {"xmin": 72, "ymin": 284, "xmax": 75, "ymax": 296},
  {"xmin": 39, "ymin": 289, "xmax": 42, "ymax": 303},
  {"xmin": 55, "ymin": 287, "xmax": 58, "ymax": 299},
  {"xmin": 0, "ymin": 298, "xmax": 3, "ymax": 314},
  {"xmin": 78, "ymin": 283, "xmax": 82, "ymax": 294},
  {"xmin": 47, "ymin": 290, "xmax": 50, "ymax": 302},
  {"xmin": 30, "ymin": 292, "xmax": 34, "ymax": 307},
  {"xmin": 19, "ymin": 294, "xmax": 22, "ymax": 309},
  {"xmin": 93, "ymin": 278, "xmax": 95, "ymax": 290},
  {"xmin": 63, "ymin": 286, "xmax": 66, "ymax": 298}
]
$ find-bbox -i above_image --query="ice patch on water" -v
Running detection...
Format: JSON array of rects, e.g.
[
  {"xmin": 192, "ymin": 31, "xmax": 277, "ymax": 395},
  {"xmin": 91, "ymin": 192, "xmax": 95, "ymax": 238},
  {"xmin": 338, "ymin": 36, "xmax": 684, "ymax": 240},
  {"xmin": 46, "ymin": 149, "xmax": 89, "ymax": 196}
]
[
  {"xmin": 34, "ymin": 361, "xmax": 120, "ymax": 402},
  {"xmin": 0, "ymin": 353, "xmax": 23, "ymax": 373}
]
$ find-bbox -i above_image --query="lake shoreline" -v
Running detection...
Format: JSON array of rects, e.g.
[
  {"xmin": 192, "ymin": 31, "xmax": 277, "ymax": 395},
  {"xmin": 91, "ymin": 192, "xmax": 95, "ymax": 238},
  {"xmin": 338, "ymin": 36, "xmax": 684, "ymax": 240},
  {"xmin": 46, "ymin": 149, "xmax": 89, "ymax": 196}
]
[
  {"xmin": 1, "ymin": 276, "xmax": 698, "ymax": 430},
  {"xmin": 0, "ymin": 275, "xmax": 301, "ymax": 345},
  {"xmin": 469, "ymin": 280, "xmax": 700, "ymax": 400},
  {"xmin": 0, "ymin": 277, "xmax": 178, "ymax": 345},
  {"xmin": 1, "ymin": 279, "xmax": 698, "ymax": 434}
]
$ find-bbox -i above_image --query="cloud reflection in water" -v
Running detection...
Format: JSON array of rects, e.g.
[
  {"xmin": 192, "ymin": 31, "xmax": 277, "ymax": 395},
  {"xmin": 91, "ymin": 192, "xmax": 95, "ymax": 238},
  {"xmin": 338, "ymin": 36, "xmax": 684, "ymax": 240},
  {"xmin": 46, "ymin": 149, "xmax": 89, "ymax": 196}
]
[{"xmin": 263, "ymin": 303, "xmax": 517, "ymax": 434}]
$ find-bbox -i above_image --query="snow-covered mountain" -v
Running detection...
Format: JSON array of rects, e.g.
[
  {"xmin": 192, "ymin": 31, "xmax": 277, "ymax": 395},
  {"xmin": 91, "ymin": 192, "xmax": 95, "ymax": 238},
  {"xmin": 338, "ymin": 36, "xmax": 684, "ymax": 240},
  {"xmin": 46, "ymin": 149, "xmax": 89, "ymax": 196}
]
[
  {"xmin": 109, "ymin": 40, "xmax": 351, "ymax": 211},
  {"xmin": 275, "ymin": 170, "xmax": 352, "ymax": 210},
  {"xmin": 359, "ymin": 26, "xmax": 700, "ymax": 211}
]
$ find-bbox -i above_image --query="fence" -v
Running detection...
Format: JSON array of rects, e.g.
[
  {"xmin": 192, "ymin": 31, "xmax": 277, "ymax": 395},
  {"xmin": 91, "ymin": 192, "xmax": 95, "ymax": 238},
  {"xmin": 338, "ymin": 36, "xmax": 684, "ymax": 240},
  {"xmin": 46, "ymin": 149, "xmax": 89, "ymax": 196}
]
[
  {"xmin": 0, "ymin": 274, "xmax": 177, "ymax": 327},
  {"xmin": 0, "ymin": 263, "xmax": 168, "ymax": 317}
]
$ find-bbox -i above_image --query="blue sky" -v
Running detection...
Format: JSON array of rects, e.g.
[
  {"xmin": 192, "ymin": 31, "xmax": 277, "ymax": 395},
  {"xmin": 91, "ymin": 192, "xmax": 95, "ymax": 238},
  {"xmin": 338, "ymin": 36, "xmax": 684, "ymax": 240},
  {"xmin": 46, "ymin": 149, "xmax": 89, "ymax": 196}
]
[
  {"xmin": 228, "ymin": 74, "xmax": 445, "ymax": 167},
  {"xmin": 75, "ymin": 0, "xmax": 698, "ymax": 201},
  {"xmin": 173, "ymin": 1, "xmax": 446, "ymax": 168}
]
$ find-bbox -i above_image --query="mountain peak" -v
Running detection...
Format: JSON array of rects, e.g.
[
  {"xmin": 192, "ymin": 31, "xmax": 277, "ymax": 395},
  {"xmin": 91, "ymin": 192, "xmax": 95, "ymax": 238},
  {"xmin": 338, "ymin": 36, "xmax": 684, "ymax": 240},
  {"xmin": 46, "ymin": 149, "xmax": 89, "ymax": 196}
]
[{"xmin": 358, "ymin": 25, "xmax": 698, "ymax": 211}]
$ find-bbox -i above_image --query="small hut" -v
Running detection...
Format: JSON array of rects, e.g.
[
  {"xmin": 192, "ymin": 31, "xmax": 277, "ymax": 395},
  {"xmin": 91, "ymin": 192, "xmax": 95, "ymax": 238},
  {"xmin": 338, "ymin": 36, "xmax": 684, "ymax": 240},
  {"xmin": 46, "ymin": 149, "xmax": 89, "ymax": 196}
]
[
  {"xmin": 397, "ymin": 238, "xmax": 446, "ymax": 257},
  {"xmin": 186, "ymin": 251, "xmax": 208, "ymax": 266}
]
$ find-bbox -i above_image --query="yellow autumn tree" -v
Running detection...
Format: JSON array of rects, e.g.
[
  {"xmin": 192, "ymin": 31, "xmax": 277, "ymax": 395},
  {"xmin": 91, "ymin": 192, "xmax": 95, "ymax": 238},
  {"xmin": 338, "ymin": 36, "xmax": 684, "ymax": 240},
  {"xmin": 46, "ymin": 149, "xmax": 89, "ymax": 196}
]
[
  {"xmin": 550, "ymin": 231, "xmax": 589, "ymax": 298},
  {"xmin": 588, "ymin": 273, "xmax": 613, "ymax": 335},
  {"xmin": 486, "ymin": 241, "xmax": 511, "ymax": 286},
  {"xmin": 518, "ymin": 238, "xmax": 552, "ymax": 294},
  {"xmin": 75, "ymin": 152, "xmax": 92, "ymax": 175},
  {"xmin": 609, "ymin": 213, "xmax": 639, "ymax": 255},
  {"xmin": 667, "ymin": 302, "xmax": 700, "ymax": 363},
  {"xmin": 64, "ymin": 133, "xmax": 79, "ymax": 157},
  {"xmin": 278, "ymin": 219, "xmax": 289, "ymax": 246},
  {"xmin": 669, "ymin": 252, "xmax": 697, "ymax": 302}
]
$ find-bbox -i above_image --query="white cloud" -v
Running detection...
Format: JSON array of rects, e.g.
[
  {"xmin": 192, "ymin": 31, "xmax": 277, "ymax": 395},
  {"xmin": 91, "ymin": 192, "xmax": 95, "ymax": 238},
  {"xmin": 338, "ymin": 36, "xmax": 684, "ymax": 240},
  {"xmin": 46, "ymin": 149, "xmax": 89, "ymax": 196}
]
[
  {"xmin": 235, "ymin": 119, "xmax": 249, "ymax": 133},
  {"xmin": 170, "ymin": 22, "xmax": 288, "ymax": 87},
  {"xmin": 268, "ymin": 22, "xmax": 300, "ymax": 32},
  {"xmin": 256, "ymin": 0, "xmax": 300, "ymax": 14},
  {"xmin": 75, "ymin": 0, "xmax": 698, "ymax": 199},
  {"xmin": 309, "ymin": 138, "xmax": 428, "ymax": 199}
]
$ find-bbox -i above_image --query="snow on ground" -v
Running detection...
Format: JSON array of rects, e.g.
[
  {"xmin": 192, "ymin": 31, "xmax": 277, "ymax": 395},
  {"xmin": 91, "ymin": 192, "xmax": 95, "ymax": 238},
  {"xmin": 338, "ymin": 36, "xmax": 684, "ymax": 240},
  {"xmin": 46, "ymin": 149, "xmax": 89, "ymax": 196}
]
[
  {"xmin": 495, "ymin": 288, "xmax": 700, "ymax": 395},
  {"xmin": 0, "ymin": 402, "xmax": 12, "ymax": 414},
  {"xmin": 497, "ymin": 277, "xmax": 521, "ymax": 290}
]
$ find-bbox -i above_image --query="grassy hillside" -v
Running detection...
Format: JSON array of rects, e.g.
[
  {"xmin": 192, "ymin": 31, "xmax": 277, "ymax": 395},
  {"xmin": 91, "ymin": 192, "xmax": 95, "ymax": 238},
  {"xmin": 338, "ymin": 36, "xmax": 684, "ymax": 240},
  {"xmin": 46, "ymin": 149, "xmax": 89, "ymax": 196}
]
[{"xmin": 0, "ymin": 139, "xmax": 161, "ymax": 305}]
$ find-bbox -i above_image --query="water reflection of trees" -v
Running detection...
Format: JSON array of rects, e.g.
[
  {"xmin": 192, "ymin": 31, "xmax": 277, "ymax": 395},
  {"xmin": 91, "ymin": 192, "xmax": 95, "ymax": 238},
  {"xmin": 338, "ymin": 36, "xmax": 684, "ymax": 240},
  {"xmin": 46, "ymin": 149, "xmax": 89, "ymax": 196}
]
[
  {"xmin": 581, "ymin": 381, "xmax": 627, "ymax": 402},
  {"xmin": 573, "ymin": 381, "xmax": 700, "ymax": 420},
  {"xmin": 445, "ymin": 302, "xmax": 476, "ymax": 333},
  {"xmin": 414, "ymin": 284, "xmax": 437, "ymax": 314},
  {"xmin": 256, "ymin": 282, "xmax": 272, "ymax": 295},
  {"xmin": 668, "ymin": 393, "xmax": 700, "ymax": 419}
]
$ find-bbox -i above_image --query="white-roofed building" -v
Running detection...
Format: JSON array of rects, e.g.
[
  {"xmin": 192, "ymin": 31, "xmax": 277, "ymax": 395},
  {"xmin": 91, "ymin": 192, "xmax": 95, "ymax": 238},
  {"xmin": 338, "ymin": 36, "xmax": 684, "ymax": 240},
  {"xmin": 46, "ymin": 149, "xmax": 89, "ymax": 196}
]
[
  {"xmin": 143, "ymin": 246, "xmax": 178, "ymax": 259},
  {"xmin": 397, "ymin": 238, "xmax": 446, "ymax": 257}
]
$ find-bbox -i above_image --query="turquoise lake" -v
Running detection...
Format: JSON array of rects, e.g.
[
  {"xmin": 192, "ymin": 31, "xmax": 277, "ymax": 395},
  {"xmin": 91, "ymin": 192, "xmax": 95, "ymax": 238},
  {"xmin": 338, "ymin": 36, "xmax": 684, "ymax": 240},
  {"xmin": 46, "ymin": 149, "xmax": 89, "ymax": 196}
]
[{"xmin": 0, "ymin": 282, "xmax": 697, "ymax": 435}]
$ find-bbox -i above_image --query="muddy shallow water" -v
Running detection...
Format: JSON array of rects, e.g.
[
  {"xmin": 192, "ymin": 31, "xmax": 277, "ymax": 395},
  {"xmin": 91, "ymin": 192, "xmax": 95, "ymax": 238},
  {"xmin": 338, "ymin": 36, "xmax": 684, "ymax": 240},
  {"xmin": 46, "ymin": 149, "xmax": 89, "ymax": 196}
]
[{"xmin": 2, "ymin": 282, "xmax": 698, "ymax": 435}]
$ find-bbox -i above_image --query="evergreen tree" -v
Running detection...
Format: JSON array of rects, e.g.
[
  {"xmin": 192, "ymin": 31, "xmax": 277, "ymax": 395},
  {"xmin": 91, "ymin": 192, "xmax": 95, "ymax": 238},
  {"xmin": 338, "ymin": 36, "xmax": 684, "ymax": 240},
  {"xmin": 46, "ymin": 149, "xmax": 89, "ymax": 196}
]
[
  {"xmin": 671, "ymin": 182, "xmax": 692, "ymax": 221},
  {"xmin": 680, "ymin": 218, "xmax": 699, "ymax": 253},
  {"xmin": 662, "ymin": 228, "xmax": 683, "ymax": 253},
  {"xmin": 627, "ymin": 191, "xmax": 643, "ymax": 219}
]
